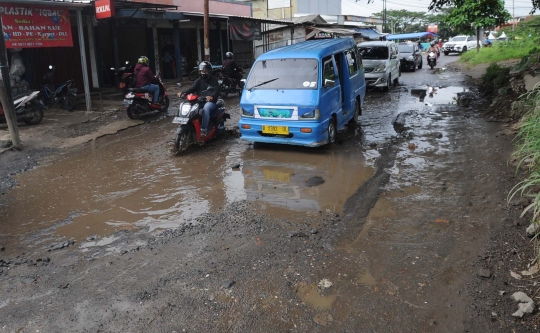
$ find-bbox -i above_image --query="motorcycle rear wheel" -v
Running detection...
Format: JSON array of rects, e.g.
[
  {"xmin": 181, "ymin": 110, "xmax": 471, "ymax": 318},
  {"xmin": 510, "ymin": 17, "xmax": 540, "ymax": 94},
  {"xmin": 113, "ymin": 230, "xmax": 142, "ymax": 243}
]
[
  {"xmin": 161, "ymin": 96, "xmax": 170, "ymax": 112},
  {"xmin": 127, "ymin": 104, "xmax": 141, "ymax": 119},
  {"xmin": 24, "ymin": 105, "xmax": 44, "ymax": 125},
  {"xmin": 63, "ymin": 92, "xmax": 76, "ymax": 111}
]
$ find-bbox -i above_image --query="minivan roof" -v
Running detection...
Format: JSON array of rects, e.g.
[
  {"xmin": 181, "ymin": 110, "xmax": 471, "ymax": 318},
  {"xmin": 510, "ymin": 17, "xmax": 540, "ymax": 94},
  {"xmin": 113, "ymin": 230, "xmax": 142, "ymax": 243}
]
[
  {"xmin": 357, "ymin": 41, "xmax": 394, "ymax": 47},
  {"xmin": 257, "ymin": 38, "xmax": 356, "ymax": 60}
]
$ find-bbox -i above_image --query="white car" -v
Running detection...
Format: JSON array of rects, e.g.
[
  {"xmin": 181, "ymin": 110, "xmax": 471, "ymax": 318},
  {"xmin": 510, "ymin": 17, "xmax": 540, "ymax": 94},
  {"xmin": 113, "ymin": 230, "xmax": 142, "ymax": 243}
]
[{"xmin": 443, "ymin": 35, "xmax": 481, "ymax": 55}]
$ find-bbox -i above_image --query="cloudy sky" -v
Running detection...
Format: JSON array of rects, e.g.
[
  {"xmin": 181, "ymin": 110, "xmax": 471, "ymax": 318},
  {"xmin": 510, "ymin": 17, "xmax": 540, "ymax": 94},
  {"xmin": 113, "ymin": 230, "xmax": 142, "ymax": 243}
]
[{"xmin": 341, "ymin": 0, "xmax": 536, "ymax": 18}]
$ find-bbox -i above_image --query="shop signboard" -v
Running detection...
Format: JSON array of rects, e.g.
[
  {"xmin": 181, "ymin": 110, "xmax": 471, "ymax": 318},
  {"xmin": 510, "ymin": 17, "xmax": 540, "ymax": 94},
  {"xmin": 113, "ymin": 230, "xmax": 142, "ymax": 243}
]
[
  {"xmin": 95, "ymin": 0, "xmax": 115, "ymax": 20},
  {"xmin": 427, "ymin": 24, "xmax": 438, "ymax": 34},
  {"xmin": 0, "ymin": 4, "xmax": 73, "ymax": 48}
]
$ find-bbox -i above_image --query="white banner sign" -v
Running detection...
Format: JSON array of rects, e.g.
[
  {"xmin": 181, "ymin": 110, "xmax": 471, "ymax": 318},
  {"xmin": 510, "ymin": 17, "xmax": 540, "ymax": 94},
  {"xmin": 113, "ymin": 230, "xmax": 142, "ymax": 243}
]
[{"xmin": 268, "ymin": 0, "xmax": 291, "ymax": 9}]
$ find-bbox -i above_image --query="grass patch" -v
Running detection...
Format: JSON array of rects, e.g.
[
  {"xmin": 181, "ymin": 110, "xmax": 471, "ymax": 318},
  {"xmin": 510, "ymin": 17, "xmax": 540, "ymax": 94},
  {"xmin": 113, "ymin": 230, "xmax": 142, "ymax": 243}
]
[
  {"xmin": 459, "ymin": 39, "xmax": 539, "ymax": 65},
  {"xmin": 509, "ymin": 83, "xmax": 540, "ymax": 247}
]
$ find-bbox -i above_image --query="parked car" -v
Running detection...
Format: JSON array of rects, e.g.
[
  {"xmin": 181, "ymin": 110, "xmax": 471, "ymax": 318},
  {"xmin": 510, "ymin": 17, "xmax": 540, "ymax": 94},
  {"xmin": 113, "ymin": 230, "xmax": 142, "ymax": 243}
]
[
  {"xmin": 397, "ymin": 43, "xmax": 422, "ymax": 71},
  {"xmin": 443, "ymin": 35, "xmax": 481, "ymax": 55},
  {"xmin": 357, "ymin": 41, "xmax": 400, "ymax": 91}
]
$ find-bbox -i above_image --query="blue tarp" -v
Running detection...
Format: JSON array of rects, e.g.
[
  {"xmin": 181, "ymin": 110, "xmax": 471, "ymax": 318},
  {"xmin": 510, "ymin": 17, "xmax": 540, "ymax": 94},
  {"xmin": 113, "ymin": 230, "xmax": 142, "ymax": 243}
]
[
  {"xmin": 387, "ymin": 32, "xmax": 438, "ymax": 40},
  {"xmin": 355, "ymin": 28, "xmax": 384, "ymax": 40}
]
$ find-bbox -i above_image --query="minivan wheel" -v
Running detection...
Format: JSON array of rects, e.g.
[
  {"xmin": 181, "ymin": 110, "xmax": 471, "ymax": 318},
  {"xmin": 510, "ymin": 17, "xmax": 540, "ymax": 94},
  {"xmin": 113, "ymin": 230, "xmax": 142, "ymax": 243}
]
[
  {"xmin": 328, "ymin": 118, "xmax": 337, "ymax": 144},
  {"xmin": 348, "ymin": 99, "xmax": 360, "ymax": 125},
  {"xmin": 383, "ymin": 75, "xmax": 390, "ymax": 92},
  {"xmin": 461, "ymin": 47, "xmax": 467, "ymax": 53}
]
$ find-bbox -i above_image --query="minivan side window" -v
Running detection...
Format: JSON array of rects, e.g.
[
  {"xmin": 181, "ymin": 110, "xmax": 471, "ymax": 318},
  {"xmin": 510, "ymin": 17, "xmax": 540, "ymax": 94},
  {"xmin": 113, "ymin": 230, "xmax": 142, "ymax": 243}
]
[
  {"xmin": 323, "ymin": 56, "xmax": 335, "ymax": 81},
  {"xmin": 346, "ymin": 49, "xmax": 358, "ymax": 76}
]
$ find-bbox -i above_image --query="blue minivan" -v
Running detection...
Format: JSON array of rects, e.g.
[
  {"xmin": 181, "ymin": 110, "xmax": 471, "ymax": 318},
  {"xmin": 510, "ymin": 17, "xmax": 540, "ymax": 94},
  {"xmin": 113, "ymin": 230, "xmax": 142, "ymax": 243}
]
[{"xmin": 239, "ymin": 38, "xmax": 366, "ymax": 147}]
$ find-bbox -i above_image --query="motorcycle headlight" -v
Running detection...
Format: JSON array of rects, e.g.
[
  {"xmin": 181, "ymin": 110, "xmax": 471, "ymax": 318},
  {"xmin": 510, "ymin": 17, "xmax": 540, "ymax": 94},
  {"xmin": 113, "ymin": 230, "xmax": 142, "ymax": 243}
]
[
  {"xmin": 406, "ymin": 56, "xmax": 414, "ymax": 61},
  {"xmin": 179, "ymin": 103, "xmax": 192, "ymax": 116},
  {"xmin": 125, "ymin": 92, "xmax": 135, "ymax": 98},
  {"xmin": 300, "ymin": 109, "xmax": 319, "ymax": 119},
  {"xmin": 242, "ymin": 108, "xmax": 253, "ymax": 117},
  {"xmin": 373, "ymin": 64, "xmax": 387, "ymax": 73}
]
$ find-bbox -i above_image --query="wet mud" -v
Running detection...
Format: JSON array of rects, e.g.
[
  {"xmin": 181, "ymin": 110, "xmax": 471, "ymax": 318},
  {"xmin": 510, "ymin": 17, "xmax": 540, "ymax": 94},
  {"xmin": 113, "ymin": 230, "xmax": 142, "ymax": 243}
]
[{"xmin": 0, "ymin": 56, "xmax": 524, "ymax": 332}]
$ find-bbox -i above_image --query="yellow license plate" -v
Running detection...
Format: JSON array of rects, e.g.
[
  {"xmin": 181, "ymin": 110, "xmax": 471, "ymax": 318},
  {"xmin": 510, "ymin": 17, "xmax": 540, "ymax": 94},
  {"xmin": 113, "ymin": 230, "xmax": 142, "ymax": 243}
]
[{"xmin": 262, "ymin": 125, "xmax": 289, "ymax": 135}]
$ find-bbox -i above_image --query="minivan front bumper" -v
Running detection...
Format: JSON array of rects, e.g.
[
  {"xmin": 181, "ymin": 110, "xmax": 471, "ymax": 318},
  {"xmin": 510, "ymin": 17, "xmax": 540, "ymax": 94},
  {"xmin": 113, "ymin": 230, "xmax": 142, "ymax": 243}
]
[
  {"xmin": 238, "ymin": 117, "xmax": 329, "ymax": 147},
  {"xmin": 365, "ymin": 73, "xmax": 387, "ymax": 87}
]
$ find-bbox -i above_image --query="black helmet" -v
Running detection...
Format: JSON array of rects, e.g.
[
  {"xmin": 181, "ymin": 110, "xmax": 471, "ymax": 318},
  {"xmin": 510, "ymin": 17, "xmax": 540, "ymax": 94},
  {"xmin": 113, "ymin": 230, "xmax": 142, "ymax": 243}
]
[
  {"xmin": 198, "ymin": 61, "xmax": 212, "ymax": 79},
  {"xmin": 225, "ymin": 52, "xmax": 233, "ymax": 59}
]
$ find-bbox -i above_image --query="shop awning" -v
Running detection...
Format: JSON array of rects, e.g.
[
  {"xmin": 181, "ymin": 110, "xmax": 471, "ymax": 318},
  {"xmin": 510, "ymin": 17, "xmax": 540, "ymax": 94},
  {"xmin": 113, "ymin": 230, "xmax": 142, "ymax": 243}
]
[
  {"xmin": 386, "ymin": 32, "xmax": 437, "ymax": 40},
  {"xmin": 308, "ymin": 26, "xmax": 356, "ymax": 36},
  {"xmin": 355, "ymin": 28, "xmax": 383, "ymax": 40}
]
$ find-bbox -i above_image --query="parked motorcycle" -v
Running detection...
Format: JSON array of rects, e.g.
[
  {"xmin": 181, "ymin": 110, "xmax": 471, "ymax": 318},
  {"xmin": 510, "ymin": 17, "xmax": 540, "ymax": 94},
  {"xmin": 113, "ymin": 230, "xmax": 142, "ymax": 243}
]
[
  {"xmin": 41, "ymin": 65, "xmax": 78, "ymax": 111},
  {"xmin": 112, "ymin": 61, "xmax": 135, "ymax": 93},
  {"xmin": 0, "ymin": 91, "xmax": 45, "ymax": 125},
  {"xmin": 427, "ymin": 52, "xmax": 437, "ymax": 69},
  {"xmin": 172, "ymin": 87, "xmax": 229, "ymax": 154},
  {"xmin": 218, "ymin": 70, "xmax": 245, "ymax": 98},
  {"xmin": 123, "ymin": 77, "xmax": 170, "ymax": 119}
]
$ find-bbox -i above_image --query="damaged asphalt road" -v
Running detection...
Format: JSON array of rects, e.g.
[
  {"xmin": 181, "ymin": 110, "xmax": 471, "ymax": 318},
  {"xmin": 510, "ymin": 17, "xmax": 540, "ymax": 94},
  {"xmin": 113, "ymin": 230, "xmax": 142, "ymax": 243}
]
[{"xmin": 0, "ymin": 56, "xmax": 530, "ymax": 332}]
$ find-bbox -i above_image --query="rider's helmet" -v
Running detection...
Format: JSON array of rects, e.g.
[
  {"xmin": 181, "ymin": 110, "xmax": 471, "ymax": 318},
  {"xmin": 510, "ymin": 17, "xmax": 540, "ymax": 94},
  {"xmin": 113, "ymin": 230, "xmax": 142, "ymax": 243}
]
[
  {"xmin": 138, "ymin": 56, "xmax": 149, "ymax": 65},
  {"xmin": 225, "ymin": 52, "xmax": 234, "ymax": 59},
  {"xmin": 430, "ymin": 41, "xmax": 435, "ymax": 46},
  {"xmin": 198, "ymin": 61, "xmax": 213, "ymax": 79}
]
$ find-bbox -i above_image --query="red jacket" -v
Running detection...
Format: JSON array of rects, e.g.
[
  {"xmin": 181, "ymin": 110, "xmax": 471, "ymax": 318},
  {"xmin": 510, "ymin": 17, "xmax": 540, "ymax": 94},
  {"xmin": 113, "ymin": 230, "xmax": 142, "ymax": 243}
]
[{"xmin": 134, "ymin": 63, "xmax": 156, "ymax": 87}]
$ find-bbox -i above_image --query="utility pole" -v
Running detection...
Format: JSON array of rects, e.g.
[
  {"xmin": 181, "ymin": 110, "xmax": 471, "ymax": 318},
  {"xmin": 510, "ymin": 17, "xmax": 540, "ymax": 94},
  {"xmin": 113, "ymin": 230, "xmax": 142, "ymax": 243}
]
[
  {"xmin": 203, "ymin": 0, "xmax": 210, "ymax": 61},
  {"xmin": 0, "ymin": 16, "xmax": 22, "ymax": 150},
  {"xmin": 512, "ymin": 0, "xmax": 515, "ymax": 31}
]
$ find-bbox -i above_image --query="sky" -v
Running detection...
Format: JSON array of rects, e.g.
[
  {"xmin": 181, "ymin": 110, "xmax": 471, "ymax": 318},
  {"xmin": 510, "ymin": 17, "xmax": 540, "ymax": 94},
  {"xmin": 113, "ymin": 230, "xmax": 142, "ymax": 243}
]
[{"xmin": 341, "ymin": 0, "xmax": 536, "ymax": 18}]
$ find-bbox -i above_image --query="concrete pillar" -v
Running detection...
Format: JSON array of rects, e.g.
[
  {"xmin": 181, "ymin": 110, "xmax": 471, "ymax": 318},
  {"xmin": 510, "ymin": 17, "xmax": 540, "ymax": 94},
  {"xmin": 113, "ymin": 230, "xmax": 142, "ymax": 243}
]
[
  {"xmin": 152, "ymin": 24, "xmax": 160, "ymax": 76},
  {"xmin": 86, "ymin": 17, "xmax": 99, "ymax": 89},
  {"xmin": 76, "ymin": 9, "xmax": 91, "ymax": 111},
  {"xmin": 197, "ymin": 22, "xmax": 202, "ymax": 62},
  {"xmin": 173, "ymin": 21, "xmax": 182, "ymax": 80}
]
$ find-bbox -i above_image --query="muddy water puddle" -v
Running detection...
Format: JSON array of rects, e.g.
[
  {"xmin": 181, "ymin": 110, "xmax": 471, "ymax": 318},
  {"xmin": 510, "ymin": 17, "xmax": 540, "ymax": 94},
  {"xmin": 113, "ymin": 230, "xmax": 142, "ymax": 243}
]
[{"xmin": 0, "ymin": 123, "xmax": 374, "ymax": 252}]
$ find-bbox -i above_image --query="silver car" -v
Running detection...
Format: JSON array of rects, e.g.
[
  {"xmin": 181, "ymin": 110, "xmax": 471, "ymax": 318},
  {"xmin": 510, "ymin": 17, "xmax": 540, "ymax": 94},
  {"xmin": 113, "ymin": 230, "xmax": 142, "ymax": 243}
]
[{"xmin": 357, "ymin": 41, "xmax": 401, "ymax": 91}]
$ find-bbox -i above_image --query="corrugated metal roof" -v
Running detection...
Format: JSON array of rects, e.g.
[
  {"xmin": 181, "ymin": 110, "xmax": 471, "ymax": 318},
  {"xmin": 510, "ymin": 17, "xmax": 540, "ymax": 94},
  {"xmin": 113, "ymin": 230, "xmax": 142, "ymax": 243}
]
[{"xmin": 258, "ymin": 38, "xmax": 356, "ymax": 59}]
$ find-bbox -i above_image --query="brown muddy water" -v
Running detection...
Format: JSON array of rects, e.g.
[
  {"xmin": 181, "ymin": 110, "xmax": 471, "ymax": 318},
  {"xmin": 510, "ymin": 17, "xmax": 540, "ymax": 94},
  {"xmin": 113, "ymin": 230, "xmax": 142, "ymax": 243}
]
[{"xmin": 0, "ymin": 123, "xmax": 375, "ymax": 254}]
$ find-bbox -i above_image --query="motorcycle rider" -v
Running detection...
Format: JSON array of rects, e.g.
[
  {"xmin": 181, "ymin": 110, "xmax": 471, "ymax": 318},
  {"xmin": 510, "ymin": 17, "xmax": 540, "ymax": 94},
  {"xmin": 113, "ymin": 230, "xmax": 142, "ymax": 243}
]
[
  {"xmin": 178, "ymin": 61, "xmax": 220, "ymax": 137},
  {"xmin": 427, "ymin": 41, "xmax": 439, "ymax": 60},
  {"xmin": 134, "ymin": 56, "xmax": 160, "ymax": 105},
  {"xmin": 222, "ymin": 52, "xmax": 243, "ymax": 88}
]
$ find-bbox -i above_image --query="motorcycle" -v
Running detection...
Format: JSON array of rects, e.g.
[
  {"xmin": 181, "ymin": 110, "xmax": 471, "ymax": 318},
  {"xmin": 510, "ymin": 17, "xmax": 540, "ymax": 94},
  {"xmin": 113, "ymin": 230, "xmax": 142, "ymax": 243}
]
[
  {"xmin": 123, "ymin": 77, "xmax": 170, "ymax": 119},
  {"xmin": 427, "ymin": 52, "xmax": 437, "ymax": 69},
  {"xmin": 0, "ymin": 91, "xmax": 45, "ymax": 125},
  {"xmin": 172, "ymin": 87, "xmax": 230, "ymax": 154},
  {"xmin": 218, "ymin": 70, "xmax": 245, "ymax": 98},
  {"xmin": 112, "ymin": 61, "xmax": 135, "ymax": 94},
  {"xmin": 41, "ymin": 65, "xmax": 78, "ymax": 111}
]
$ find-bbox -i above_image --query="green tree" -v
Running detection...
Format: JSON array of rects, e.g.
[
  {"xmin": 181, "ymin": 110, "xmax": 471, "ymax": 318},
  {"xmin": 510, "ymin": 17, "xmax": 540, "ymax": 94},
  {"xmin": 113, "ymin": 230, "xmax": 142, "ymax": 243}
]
[
  {"xmin": 429, "ymin": 0, "xmax": 538, "ymax": 14},
  {"xmin": 445, "ymin": 0, "xmax": 511, "ymax": 51},
  {"xmin": 372, "ymin": 10, "xmax": 428, "ymax": 34}
]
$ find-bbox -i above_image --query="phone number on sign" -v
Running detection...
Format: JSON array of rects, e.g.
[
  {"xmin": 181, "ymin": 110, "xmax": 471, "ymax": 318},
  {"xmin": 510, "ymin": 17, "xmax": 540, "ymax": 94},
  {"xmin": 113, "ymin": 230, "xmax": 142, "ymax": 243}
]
[{"xmin": 9, "ymin": 42, "xmax": 44, "ymax": 47}]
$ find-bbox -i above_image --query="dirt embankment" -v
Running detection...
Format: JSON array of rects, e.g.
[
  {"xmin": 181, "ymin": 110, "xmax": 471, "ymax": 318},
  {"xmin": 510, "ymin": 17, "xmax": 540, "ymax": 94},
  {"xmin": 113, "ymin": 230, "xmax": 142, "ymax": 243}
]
[{"xmin": 458, "ymin": 57, "xmax": 540, "ymax": 332}]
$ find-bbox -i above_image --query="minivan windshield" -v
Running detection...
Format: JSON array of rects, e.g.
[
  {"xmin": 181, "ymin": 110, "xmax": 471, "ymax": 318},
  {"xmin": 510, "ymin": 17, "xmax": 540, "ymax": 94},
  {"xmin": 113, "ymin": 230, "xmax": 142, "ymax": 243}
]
[
  {"xmin": 245, "ymin": 58, "xmax": 319, "ymax": 90},
  {"xmin": 358, "ymin": 46, "xmax": 389, "ymax": 60},
  {"xmin": 397, "ymin": 45, "xmax": 414, "ymax": 53},
  {"xmin": 451, "ymin": 36, "xmax": 466, "ymax": 42}
]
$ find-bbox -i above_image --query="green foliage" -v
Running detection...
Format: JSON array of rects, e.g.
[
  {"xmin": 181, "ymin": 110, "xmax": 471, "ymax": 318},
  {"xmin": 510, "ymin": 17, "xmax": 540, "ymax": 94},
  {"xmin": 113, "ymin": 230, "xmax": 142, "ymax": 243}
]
[
  {"xmin": 459, "ymin": 38, "xmax": 539, "ymax": 65},
  {"xmin": 445, "ymin": 0, "xmax": 511, "ymax": 30},
  {"xmin": 509, "ymin": 84, "xmax": 540, "ymax": 228},
  {"xmin": 372, "ymin": 9, "xmax": 428, "ymax": 34},
  {"xmin": 428, "ymin": 0, "xmax": 539, "ymax": 15},
  {"xmin": 480, "ymin": 62, "xmax": 510, "ymax": 94}
]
